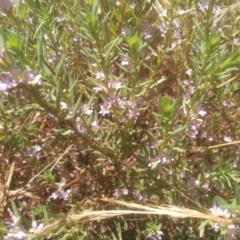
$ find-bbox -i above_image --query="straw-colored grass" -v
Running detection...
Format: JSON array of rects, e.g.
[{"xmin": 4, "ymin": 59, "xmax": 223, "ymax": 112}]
[{"xmin": 36, "ymin": 198, "xmax": 234, "ymax": 238}]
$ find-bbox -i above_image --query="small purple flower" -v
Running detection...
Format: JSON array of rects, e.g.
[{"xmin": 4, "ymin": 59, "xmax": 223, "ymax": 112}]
[
  {"xmin": 93, "ymin": 84, "xmax": 107, "ymax": 93},
  {"xmin": 0, "ymin": 68, "xmax": 41, "ymax": 93},
  {"xmin": 29, "ymin": 221, "xmax": 44, "ymax": 234},
  {"xmin": 202, "ymin": 182, "xmax": 210, "ymax": 191},
  {"xmin": 146, "ymin": 228, "xmax": 164, "ymax": 240},
  {"xmin": 210, "ymin": 205, "xmax": 231, "ymax": 218},
  {"xmin": 118, "ymin": 98, "xmax": 128, "ymax": 108},
  {"xmin": 51, "ymin": 189, "xmax": 71, "ymax": 201},
  {"xmin": 227, "ymin": 225, "xmax": 237, "ymax": 239},
  {"xmin": 130, "ymin": 3, "xmax": 136, "ymax": 9},
  {"xmin": 186, "ymin": 69, "xmax": 193, "ymax": 76},
  {"xmin": 106, "ymin": 94, "xmax": 120, "ymax": 107},
  {"xmin": 178, "ymin": 8, "xmax": 185, "ymax": 15},
  {"xmin": 121, "ymin": 26, "xmax": 130, "ymax": 35},
  {"xmin": 150, "ymin": 141, "xmax": 158, "ymax": 149},
  {"xmin": 82, "ymin": 104, "xmax": 93, "ymax": 115},
  {"xmin": 91, "ymin": 120, "xmax": 100, "ymax": 133},
  {"xmin": 133, "ymin": 191, "xmax": 146, "ymax": 201},
  {"xmin": 113, "ymin": 188, "xmax": 129, "ymax": 198},
  {"xmin": 108, "ymin": 79, "xmax": 122, "ymax": 90},
  {"xmin": 198, "ymin": 0, "xmax": 208, "ymax": 12},
  {"xmin": 213, "ymin": 223, "xmax": 220, "ymax": 230},
  {"xmin": 233, "ymin": 38, "xmax": 240, "ymax": 46},
  {"xmin": 142, "ymin": 21, "xmax": 152, "ymax": 39},
  {"xmin": 95, "ymin": 71, "xmax": 105, "ymax": 79},
  {"xmin": 25, "ymin": 71, "xmax": 41, "ymax": 85},
  {"xmin": 126, "ymin": 106, "xmax": 140, "ymax": 120},
  {"xmin": 189, "ymin": 119, "xmax": 202, "ymax": 139},
  {"xmin": 76, "ymin": 117, "xmax": 86, "ymax": 134},
  {"xmin": 224, "ymin": 136, "xmax": 232, "ymax": 142},
  {"xmin": 182, "ymin": 80, "xmax": 195, "ymax": 100},
  {"xmin": 122, "ymin": 188, "xmax": 128, "ymax": 195},
  {"xmin": 159, "ymin": 22, "xmax": 169, "ymax": 37},
  {"xmin": 232, "ymin": 161, "xmax": 237, "ymax": 168},
  {"xmin": 113, "ymin": 189, "xmax": 122, "ymax": 198},
  {"xmin": 148, "ymin": 153, "xmax": 173, "ymax": 170},
  {"xmin": 0, "ymin": 0, "xmax": 13, "ymax": 11},
  {"xmin": 159, "ymin": 9, "xmax": 167, "ymax": 18},
  {"xmin": 120, "ymin": 57, "xmax": 130, "ymax": 66},
  {"xmin": 6, "ymin": 226, "xmax": 26, "ymax": 240},
  {"xmin": 197, "ymin": 105, "xmax": 207, "ymax": 117},
  {"xmin": 60, "ymin": 102, "xmax": 68, "ymax": 110},
  {"xmin": 99, "ymin": 102, "xmax": 111, "ymax": 116}
]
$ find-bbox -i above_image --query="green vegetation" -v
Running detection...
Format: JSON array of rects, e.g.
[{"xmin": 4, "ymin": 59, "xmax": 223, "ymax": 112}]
[{"xmin": 1, "ymin": 0, "xmax": 240, "ymax": 239}]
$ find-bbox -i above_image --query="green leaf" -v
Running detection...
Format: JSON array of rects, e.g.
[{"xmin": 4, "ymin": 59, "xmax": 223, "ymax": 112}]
[
  {"xmin": 0, "ymin": 222, "xmax": 8, "ymax": 235},
  {"xmin": 234, "ymin": 181, "xmax": 240, "ymax": 205},
  {"xmin": 151, "ymin": 160, "xmax": 159, "ymax": 169},
  {"xmin": 169, "ymin": 125, "xmax": 187, "ymax": 135},
  {"xmin": 198, "ymin": 220, "xmax": 210, "ymax": 238},
  {"xmin": 172, "ymin": 147, "xmax": 185, "ymax": 153},
  {"xmin": 43, "ymin": 205, "xmax": 49, "ymax": 225},
  {"xmin": 10, "ymin": 200, "xmax": 20, "ymax": 218}
]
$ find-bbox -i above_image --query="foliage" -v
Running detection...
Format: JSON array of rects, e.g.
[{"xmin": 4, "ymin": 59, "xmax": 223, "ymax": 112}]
[{"xmin": 0, "ymin": 0, "xmax": 240, "ymax": 239}]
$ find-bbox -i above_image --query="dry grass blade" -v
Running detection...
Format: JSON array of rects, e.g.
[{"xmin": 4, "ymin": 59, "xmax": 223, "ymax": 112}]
[
  {"xmin": 102, "ymin": 198, "xmax": 233, "ymax": 224},
  {"xmin": 187, "ymin": 140, "xmax": 240, "ymax": 154},
  {"xmin": 8, "ymin": 189, "xmax": 40, "ymax": 199},
  {"xmin": 35, "ymin": 198, "xmax": 233, "ymax": 237},
  {"xmin": 0, "ymin": 162, "xmax": 15, "ymax": 214}
]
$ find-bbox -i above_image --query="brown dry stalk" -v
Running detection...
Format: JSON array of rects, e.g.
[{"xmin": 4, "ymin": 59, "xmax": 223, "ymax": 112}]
[
  {"xmin": 36, "ymin": 198, "xmax": 233, "ymax": 238},
  {"xmin": 187, "ymin": 140, "xmax": 240, "ymax": 154},
  {"xmin": 0, "ymin": 162, "xmax": 15, "ymax": 214}
]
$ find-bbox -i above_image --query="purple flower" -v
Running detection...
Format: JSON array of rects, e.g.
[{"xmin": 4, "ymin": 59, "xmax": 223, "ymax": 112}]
[
  {"xmin": 25, "ymin": 71, "xmax": 41, "ymax": 85},
  {"xmin": 126, "ymin": 106, "xmax": 140, "ymax": 120},
  {"xmin": 146, "ymin": 228, "xmax": 164, "ymax": 240},
  {"xmin": 91, "ymin": 120, "xmax": 100, "ymax": 133},
  {"xmin": 121, "ymin": 26, "xmax": 130, "ymax": 35},
  {"xmin": 142, "ymin": 21, "xmax": 153, "ymax": 39},
  {"xmin": 95, "ymin": 71, "xmax": 105, "ymax": 79},
  {"xmin": 133, "ymin": 191, "xmax": 146, "ymax": 201},
  {"xmin": 6, "ymin": 226, "xmax": 26, "ymax": 240},
  {"xmin": 202, "ymin": 182, "xmax": 210, "ymax": 191},
  {"xmin": 159, "ymin": 9, "xmax": 167, "ymax": 18},
  {"xmin": 51, "ymin": 189, "xmax": 71, "ymax": 201},
  {"xmin": 198, "ymin": 0, "xmax": 208, "ymax": 12},
  {"xmin": 93, "ymin": 84, "xmax": 107, "ymax": 93},
  {"xmin": 210, "ymin": 205, "xmax": 231, "ymax": 218},
  {"xmin": 148, "ymin": 153, "xmax": 174, "ymax": 170},
  {"xmin": 0, "ymin": 0, "xmax": 13, "ymax": 11},
  {"xmin": 182, "ymin": 80, "xmax": 195, "ymax": 100},
  {"xmin": 227, "ymin": 225, "xmax": 237, "ymax": 239},
  {"xmin": 224, "ymin": 136, "xmax": 232, "ymax": 142},
  {"xmin": 118, "ymin": 98, "xmax": 128, "ymax": 108},
  {"xmin": 188, "ymin": 119, "xmax": 202, "ymax": 139},
  {"xmin": 99, "ymin": 102, "xmax": 111, "ymax": 115},
  {"xmin": 186, "ymin": 69, "xmax": 193, "ymax": 76},
  {"xmin": 150, "ymin": 141, "xmax": 158, "ymax": 149},
  {"xmin": 108, "ymin": 79, "xmax": 122, "ymax": 90},
  {"xmin": 178, "ymin": 8, "xmax": 185, "ymax": 15},
  {"xmin": 82, "ymin": 104, "xmax": 93, "ymax": 115},
  {"xmin": 113, "ymin": 188, "xmax": 129, "ymax": 198},
  {"xmin": 60, "ymin": 102, "xmax": 68, "ymax": 110},
  {"xmin": 76, "ymin": 117, "xmax": 86, "ymax": 134},
  {"xmin": 29, "ymin": 221, "xmax": 44, "ymax": 234},
  {"xmin": 197, "ymin": 105, "xmax": 207, "ymax": 117},
  {"xmin": 107, "ymin": 94, "xmax": 120, "ymax": 105},
  {"xmin": 159, "ymin": 22, "xmax": 169, "ymax": 37},
  {"xmin": 120, "ymin": 57, "xmax": 130, "ymax": 66},
  {"xmin": 0, "ymin": 68, "xmax": 41, "ymax": 93}
]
